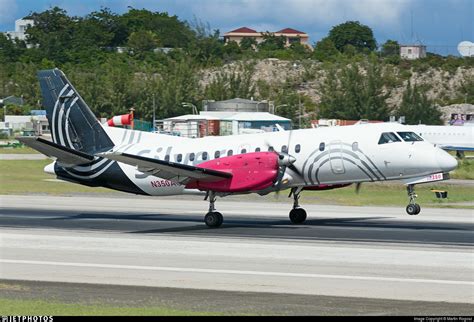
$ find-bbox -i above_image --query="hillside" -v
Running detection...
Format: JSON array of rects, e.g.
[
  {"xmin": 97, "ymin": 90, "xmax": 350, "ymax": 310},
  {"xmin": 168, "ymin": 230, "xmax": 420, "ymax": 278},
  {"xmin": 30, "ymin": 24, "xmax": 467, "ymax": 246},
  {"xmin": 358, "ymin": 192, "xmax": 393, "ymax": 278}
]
[
  {"xmin": 201, "ymin": 58, "xmax": 474, "ymax": 119},
  {"xmin": 1, "ymin": 6, "xmax": 473, "ymax": 126}
]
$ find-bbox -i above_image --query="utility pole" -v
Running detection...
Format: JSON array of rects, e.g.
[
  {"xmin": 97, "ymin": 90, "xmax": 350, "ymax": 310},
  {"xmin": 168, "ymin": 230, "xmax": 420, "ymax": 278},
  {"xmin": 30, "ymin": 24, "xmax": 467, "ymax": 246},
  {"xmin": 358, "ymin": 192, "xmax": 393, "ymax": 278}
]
[
  {"xmin": 152, "ymin": 94, "xmax": 156, "ymax": 132},
  {"xmin": 298, "ymin": 94, "xmax": 302, "ymax": 129}
]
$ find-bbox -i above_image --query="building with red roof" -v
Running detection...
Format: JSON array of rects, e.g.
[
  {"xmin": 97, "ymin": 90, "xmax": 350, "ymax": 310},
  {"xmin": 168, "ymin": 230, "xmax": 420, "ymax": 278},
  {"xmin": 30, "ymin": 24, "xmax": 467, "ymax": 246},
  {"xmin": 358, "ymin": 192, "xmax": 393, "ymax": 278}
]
[{"xmin": 223, "ymin": 27, "xmax": 311, "ymax": 49}]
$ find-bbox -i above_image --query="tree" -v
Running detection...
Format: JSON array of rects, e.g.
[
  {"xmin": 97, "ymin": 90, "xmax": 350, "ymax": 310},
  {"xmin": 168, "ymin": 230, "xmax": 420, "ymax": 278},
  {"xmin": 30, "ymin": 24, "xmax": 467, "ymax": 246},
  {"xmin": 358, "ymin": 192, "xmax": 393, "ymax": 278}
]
[
  {"xmin": 327, "ymin": 21, "xmax": 376, "ymax": 53},
  {"xmin": 223, "ymin": 41, "xmax": 242, "ymax": 60},
  {"xmin": 204, "ymin": 64, "xmax": 256, "ymax": 101},
  {"xmin": 313, "ymin": 37, "xmax": 340, "ymax": 61},
  {"xmin": 127, "ymin": 30, "xmax": 160, "ymax": 55},
  {"xmin": 258, "ymin": 32, "xmax": 286, "ymax": 51},
  {"xmin": 240, "ymin": 37, "xmax": 257, "ymax": 51},
  {"xmin": 396, "ymin": 81, "xmax": 442, "ymax": 125},
  {"xmin": 120, "ymin": 8, "xmax": 194, "ymax": 48},
  {"xmin": 319, "ymin": 59, "xmax": 391, "ymax": 120},
  {"xmin": 381, "ymin": 40, "xmax": 400, "ymax": 57},
  {"xmin": 26, "ymin": 7, "xmax": 75, "ymax": 63},
  {"xmin": 0, "ymin": 34, "xmax": 26, "ymax": 63},
  {"xmin": 289, "ymin": 42, "xmax": 309, "ymax": 57}
]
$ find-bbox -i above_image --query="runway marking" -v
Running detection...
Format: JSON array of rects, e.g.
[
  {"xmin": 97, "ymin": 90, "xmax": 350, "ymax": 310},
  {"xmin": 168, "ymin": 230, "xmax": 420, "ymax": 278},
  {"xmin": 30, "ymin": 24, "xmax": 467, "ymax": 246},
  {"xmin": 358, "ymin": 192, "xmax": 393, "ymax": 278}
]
[{"xmin": 1, "ymin": 259, "xmax": 473, "ymax": 286}]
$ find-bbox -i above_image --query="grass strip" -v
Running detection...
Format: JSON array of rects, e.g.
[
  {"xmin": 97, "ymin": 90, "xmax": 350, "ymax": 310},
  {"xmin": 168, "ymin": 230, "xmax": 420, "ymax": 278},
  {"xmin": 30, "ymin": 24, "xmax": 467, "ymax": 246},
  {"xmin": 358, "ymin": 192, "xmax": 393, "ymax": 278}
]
[{"xmin": 0, "ymin": 298, "xmax": 220, "ymax": 316}]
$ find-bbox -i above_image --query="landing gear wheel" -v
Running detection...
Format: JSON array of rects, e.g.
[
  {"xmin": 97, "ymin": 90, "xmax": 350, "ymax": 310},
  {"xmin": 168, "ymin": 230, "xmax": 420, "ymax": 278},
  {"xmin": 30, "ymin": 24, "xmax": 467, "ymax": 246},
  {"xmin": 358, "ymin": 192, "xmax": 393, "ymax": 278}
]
[
  {"xmin": 289, "ymin": 208, "xmax": 307, "ymax": 224},
  {"xmin": 406, "ymin": 185, "xmax": 421, "ymax": 216},
  {"xmin": 414, "ymin": 204, "xmax": 421, "ymax": 215},
  {"xmin": 406, "ymin": 204, "xmax": 419, "ymax": 216},
  {"xmin": 205, "ymin": 212, "xmax": 223, "ymax": 228}
]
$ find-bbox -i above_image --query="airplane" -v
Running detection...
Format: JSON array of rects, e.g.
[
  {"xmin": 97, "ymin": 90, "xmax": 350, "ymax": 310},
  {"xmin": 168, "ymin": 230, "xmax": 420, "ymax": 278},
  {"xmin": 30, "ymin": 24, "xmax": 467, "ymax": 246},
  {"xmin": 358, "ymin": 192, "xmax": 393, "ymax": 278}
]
[
  {"xmin": 18, "ymin": 69, "xmax": 459, "ymax": 228},
  {"xmin": 401, "ymin": 124, "xmax": 474, "ymax": 158}
]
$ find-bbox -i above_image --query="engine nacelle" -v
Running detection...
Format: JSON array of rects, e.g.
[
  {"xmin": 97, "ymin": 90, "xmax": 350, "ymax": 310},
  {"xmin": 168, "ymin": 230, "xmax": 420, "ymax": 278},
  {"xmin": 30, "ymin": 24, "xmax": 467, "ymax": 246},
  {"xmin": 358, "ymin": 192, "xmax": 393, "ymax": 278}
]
[{"xmin": 186, "ymin": 152, "xmax": 279, "ymax": 193}]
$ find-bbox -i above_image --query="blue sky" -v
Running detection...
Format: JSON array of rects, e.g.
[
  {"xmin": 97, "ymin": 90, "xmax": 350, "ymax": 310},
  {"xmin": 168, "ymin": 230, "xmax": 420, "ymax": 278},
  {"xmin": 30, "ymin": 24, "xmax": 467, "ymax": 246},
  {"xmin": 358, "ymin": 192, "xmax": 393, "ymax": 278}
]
[{"xmin": 1, "ymin": 0, "xmax": 472, "ymax": 55}]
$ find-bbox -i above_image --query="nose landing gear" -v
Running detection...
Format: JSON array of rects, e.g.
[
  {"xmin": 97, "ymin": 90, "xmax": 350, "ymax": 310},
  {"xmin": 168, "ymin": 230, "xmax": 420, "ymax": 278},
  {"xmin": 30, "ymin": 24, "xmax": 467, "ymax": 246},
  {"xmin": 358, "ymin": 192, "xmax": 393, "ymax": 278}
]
[
  {"xmin": 204, "ymin": 191, "xmax": 223, "ymax": 228},
  {"xmin": 289, "ymin": 188, "xmax": 307, "ymax": 224},
  {"xmin": 406, "ymin": 184, "xmax": 421, "ymax": 215}
]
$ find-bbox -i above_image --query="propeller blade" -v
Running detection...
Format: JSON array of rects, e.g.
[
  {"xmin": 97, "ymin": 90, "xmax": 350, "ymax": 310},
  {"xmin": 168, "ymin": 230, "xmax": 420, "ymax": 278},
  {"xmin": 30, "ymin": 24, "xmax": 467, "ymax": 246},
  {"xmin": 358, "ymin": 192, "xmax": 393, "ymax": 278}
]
[{"xmin": 288, "ymin": 163, "xmax": 302, "ymax": 177}]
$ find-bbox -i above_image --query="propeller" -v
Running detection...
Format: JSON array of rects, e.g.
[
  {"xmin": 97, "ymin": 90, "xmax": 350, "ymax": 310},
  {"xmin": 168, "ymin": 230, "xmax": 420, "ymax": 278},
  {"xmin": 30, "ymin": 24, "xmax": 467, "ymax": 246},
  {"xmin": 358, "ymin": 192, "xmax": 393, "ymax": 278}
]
[{"xmin": 263, "ymin": 128, "xmax": 303, "ymax": 198}]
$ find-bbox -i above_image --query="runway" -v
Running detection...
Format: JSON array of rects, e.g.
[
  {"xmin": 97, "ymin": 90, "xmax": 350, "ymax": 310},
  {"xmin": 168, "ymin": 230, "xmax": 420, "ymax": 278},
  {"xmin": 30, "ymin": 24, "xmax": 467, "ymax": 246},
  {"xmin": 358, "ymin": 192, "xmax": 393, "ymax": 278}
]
[{"xmin": 0, "ymin": 194, "xmax": 473, "ymax": 314}]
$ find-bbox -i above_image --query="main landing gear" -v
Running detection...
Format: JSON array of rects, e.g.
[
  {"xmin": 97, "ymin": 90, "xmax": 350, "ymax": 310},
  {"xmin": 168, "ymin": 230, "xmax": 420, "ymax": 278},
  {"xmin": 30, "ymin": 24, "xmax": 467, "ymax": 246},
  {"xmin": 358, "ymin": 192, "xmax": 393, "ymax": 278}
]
[
  {"xmin": 289, "ymin": 188, "xmax": 307, "ymax": 224},
  {"xmin": 204, "ymin": 191, "xmax": 223, "ymax": 228},
  {"xmin": 406, "ymin": 184, "xmax": 421, "ymax": 216}
]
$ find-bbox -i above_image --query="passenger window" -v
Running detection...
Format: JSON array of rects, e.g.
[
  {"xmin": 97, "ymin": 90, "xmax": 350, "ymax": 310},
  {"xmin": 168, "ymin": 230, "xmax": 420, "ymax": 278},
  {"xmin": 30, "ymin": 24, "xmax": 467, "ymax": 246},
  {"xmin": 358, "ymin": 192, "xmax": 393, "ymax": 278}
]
[
  {"xmin": 214, "ymin": 151, "xmax": 220, "ymax": 159},
  {"xmin": 202, "ymin": 152, "xmax": 208, "ymax": 160},
  {"xmin": 319, "ymin": 142, "xmax": 325, "ymax": 151},
  {"xmin": 189, "ymin": 153, "xmax": 195, "ymax": 161},
  {"xmin": 268, "ymin": 146, "xmax": 274, "ymax": 152},
  {"xmin": 255, "ymin": 147, "xmax": 261, "ymax": 152},
  {"xmin": 227, "ymin": 150, "xmax": 233, "ymax": 156},
  {"xmin": 295, "ymin": 144, "xmax": 301, "ymax": 153},
  {"xmin": 378, "ymin": 132, "xmax": 401, "ymax": 144},
  {"xmin": 176, "ymin": 154, "xmax": 182, "ymax": 163},
  {"xmin": 352, "ymin": 142, "xmax": 358, "ymax": 151},
  {"xmin": 165, "ymin": 155, "xmax": 170, "ymax": 162},
  {"xmin": 396, "ymin": 132, "xmax": 423, "ymax": 142},
  {"xmin": 281, "ymin": 145, "xmax": 288, "ymax": 153},
  {"xmin": 241, "ymin": 149, "xmax": 247, "ymax": 154}
]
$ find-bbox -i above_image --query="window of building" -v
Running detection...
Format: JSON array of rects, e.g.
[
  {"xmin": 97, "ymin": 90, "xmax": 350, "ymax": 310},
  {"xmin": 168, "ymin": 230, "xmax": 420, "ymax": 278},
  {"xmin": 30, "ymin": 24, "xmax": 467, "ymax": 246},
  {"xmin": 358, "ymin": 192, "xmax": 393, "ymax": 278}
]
[
  {"xmin": 378, "ymin": 132, "xmax": 401, "ymax": 144},
  {"xmin": 319, "ymin": 142, "xmax": 325, "ymax": 151},
  {"xmin": 189, "ymin": 153, "xmax": 195, "ymax": 161},
  {"xmin": 202, "ymin": 152, "xmax": 208, "ymax": 160},
  {"xmin": 214, "ymin": 151, "xmax": 220, "ymax": 159},
  {"xmin": 295, "ymin": 144, "xmax": 301, "ymax": 153},
  {"xmin": 289, "ymin": 37, "xmax": 300, "ymax": 44},
  {"xmin": 227, "ymin": 150, "xmax": 233, "ymax": 156},
  {"xmin": 176, "ymin": 154, "xmax": 182, "ymax": 163},
  {"xmin": 397, "ymin": 132, "xmax": 423, "ymax": 142}
]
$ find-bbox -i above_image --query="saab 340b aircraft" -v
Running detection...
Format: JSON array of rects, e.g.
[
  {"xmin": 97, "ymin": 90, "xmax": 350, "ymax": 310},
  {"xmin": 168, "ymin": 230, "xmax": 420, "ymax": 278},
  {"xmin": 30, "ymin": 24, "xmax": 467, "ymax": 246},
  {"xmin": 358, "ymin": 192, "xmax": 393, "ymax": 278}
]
[{"xmin": 19, "ymin": 69, "xmax": 458, "ymax": 227}]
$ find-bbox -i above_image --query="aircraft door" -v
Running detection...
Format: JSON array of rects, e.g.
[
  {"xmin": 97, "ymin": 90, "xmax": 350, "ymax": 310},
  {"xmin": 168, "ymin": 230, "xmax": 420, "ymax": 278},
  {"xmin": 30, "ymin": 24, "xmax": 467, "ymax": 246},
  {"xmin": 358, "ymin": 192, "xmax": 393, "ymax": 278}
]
[{"xmin": 329, "ymin": 141, "xmax": 345, "ymax": 174}]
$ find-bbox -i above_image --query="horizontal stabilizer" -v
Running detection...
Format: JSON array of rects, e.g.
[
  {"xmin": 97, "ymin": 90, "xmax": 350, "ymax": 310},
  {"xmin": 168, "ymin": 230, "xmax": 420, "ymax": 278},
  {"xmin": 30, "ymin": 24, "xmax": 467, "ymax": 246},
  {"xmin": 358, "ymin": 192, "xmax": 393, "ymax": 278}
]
[
  {"xmin": 98, "ymin": 152, "xmax": 232, "ymax": 183},
  {"xmin": 17, "ymin": 137, "xmax": 94, "ymax": 166}
]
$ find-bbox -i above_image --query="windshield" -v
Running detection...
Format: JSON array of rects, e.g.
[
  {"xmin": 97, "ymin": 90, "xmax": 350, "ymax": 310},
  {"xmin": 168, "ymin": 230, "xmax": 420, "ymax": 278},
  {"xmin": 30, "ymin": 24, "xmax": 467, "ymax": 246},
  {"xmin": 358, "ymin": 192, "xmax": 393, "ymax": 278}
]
[
  {"xmin": 397, "ymin": 132, "xmax": 423, "ymax": 142},
  {"xmin": 378, "ymin": 132, "xmax": 401, "ymax": 144}
]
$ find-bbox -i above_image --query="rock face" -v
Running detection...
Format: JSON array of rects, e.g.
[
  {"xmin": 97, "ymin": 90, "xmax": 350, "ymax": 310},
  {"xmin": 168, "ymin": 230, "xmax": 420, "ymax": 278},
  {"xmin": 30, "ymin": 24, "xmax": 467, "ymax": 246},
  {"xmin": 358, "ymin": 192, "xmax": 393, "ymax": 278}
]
[{"xmin": 200, "ymin": 58, "xmax": 474, "ymax": 110}]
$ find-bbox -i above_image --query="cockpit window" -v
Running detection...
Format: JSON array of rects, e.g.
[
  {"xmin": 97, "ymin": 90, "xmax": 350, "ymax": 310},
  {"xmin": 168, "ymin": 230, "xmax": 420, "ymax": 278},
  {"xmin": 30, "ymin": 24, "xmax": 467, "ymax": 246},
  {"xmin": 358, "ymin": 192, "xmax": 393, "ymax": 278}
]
[
  {"xmin": 397, "ymin": 132, "xmax": 423, "ymax": 142},
  {"xmin": 378, "ymin": 132, "xmax": 401, "ymax": 144}
]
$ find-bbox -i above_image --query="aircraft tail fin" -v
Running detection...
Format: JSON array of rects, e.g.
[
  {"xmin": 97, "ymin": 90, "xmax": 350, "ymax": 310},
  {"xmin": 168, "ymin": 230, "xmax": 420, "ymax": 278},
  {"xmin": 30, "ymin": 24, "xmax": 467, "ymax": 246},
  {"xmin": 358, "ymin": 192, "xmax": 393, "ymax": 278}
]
[{"xmin": 37, "ymin": 68, "xmax": 114, "ymax": 155}]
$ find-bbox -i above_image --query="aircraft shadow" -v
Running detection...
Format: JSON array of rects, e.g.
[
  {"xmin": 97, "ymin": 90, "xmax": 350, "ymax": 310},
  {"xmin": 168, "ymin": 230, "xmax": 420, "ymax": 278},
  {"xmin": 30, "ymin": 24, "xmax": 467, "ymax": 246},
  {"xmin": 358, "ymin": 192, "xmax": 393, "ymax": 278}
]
[{"xmin": 1, "ymin": 209, "xmax": 470, "ymax": 239}]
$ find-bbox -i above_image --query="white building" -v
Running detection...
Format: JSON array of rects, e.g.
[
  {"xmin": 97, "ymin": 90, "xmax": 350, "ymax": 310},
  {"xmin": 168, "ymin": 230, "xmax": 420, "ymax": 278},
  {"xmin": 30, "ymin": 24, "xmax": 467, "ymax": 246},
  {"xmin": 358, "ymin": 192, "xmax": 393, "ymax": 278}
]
[
  {"xmin": 162, "ymin": 112, "xmax": 291, "ymax": 138},
  {"xmin": 4, "ymin": 114, "xmax": 49, "ymax": 136},
  {"xmin": 4, "ymin": 19, "xmax": 34, "ymax": 41},
  {"xmin": 400, "ymin": 44, "xmax": 427, "ymax": 60}
]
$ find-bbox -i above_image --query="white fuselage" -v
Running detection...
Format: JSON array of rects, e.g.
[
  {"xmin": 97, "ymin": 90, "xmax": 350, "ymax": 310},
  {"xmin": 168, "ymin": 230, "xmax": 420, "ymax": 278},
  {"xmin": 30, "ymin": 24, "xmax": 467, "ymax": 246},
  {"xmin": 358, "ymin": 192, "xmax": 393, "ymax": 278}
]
[
  {"xmin": 404, "ymin": 125, "xmax": 474, "ymax": 151},
  {"xmin": 95, "ymin": 123, "xmax": 457, "ymax": 196}
]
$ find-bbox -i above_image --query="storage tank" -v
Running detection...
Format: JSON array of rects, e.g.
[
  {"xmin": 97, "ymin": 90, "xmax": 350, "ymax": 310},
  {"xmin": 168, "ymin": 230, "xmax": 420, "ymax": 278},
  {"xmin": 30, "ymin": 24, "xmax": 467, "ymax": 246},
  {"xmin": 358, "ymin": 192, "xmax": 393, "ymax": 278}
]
[{"xmin": 204, "ymin": 98, "xmax": 270, "ymax": 113}]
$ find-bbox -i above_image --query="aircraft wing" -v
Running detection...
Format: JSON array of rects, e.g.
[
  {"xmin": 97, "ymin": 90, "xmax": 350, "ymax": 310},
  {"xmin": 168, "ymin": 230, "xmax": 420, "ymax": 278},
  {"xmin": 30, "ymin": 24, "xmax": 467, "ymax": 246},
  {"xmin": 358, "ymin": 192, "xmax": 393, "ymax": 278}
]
[
  {"xmin": 17, "ymin": 136, "xmax": 94, "ymax": 167},
  {"xmin": 98, "ymin": 151, "xmax": 232, "ymax": 184}
]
